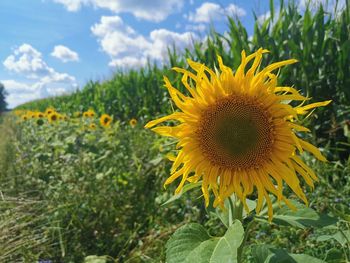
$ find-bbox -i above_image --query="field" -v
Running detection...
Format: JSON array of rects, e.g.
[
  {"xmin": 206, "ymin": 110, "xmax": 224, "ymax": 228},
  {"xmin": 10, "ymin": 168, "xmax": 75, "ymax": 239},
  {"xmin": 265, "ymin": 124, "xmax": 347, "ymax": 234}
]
[{"xmin": 0, "ymin": 1, "xmax": 350, "ymax": 263}]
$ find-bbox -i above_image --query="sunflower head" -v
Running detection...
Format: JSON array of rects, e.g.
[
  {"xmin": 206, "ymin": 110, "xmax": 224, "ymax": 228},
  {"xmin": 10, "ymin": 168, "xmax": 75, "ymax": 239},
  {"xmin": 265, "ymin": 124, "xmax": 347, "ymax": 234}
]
[
  {"xmin": 28, "ymin": 111, "xmax": 36, "ymax": 118},
  {"xmin": 48, "ymin": 112, "xmax": 58, "ymax": 123},
  {"xmin": 129, "ymin": 118, "xmax": 137, "ymax": 128},
  {"xmin": 100, "ymin": 114, "xmax": 112, "ymax": 127},
  {"xmin": 45, "ymin": 107, "xmax": 55, "ymax": 116},
  {"xmin": 145, "ymin": 48, "xmax": 331, "ymax": 220},
  {"xmin": 89, "ymin": 123, "xmax": 97, "ymax": 130},
  {"xmin": 21, "ymin": 115, "xmax": 28, "ymax": 121},
  {"xmin": 88, "ymin": 110, "xmax": 96, "ymax": 118},
  {"xmin": 83, "ymin": 109, "xmax": 96, "ymax": 118},
  {"xmin": 36, "ymin": 112, "xmax": 44, "ymax": 118}
]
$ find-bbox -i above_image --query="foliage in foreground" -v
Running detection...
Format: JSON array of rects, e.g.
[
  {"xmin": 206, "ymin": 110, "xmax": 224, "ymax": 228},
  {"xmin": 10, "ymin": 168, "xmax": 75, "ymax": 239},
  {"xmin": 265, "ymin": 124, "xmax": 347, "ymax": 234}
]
[
  {"xmin": 0, "ymin": 104, "xmax": 349, "ymax": 262},
  {"xmin": 0, "ymin": 114, "xmax": 202, "ymax": 262}
]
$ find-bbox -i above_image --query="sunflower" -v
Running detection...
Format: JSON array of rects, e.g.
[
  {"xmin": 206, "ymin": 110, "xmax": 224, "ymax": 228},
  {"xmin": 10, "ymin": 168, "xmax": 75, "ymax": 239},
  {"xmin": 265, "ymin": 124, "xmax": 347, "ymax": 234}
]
[
  {"xmin": 45, "ymin": 107, "xmax": 55, "ymax": 116},
  {"xmin": 89, "ymin": 123, "xmax": 97, "ymax": 130},
  {"xmin": 83, "ymin": 109, "xmax": 96, "ymax": 118},
  {"xmin": 100, "ymin": 114, "xmax": 112, "ymax": 127},
  {"xmin": 129, "ymin": 118, "xmax": 137, "ymax": 128},
  {"xmin": 28, "ymin": 111, "xmax": 36, "ymax": 118},
  {"xmin": 145, "ymin": 48, "xmax": 331, "ymax": 220},
  {"xmin": 48, "ymin": 112, "xmax": 58, "ymax": 123},
  {"xmin": 36, "ymin": 112, "xmax": 45, "ymax": 118},
  {"xmin": 21, "ymin": 115, "xmax": 28, "ymax": 121}
]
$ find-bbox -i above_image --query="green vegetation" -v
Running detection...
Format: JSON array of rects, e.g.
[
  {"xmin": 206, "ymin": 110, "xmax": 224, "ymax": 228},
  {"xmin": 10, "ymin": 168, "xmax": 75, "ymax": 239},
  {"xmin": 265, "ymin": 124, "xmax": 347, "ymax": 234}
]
[
  {"xmin": 1, "ymin": 1, "xmax": 349, "ymax": 262},
  {"xmin": 0, "ymin": 82, "xmax": 7, "ymax": 113}
]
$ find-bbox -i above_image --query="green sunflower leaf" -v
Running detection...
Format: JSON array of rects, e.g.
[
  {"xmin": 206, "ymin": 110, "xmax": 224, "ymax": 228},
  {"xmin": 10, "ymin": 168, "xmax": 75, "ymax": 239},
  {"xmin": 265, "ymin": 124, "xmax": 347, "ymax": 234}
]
[
  {"xmin": 166, "ymin": 223, "xmax": 211, "ymax": 263},
  {"xmin": 261, "ymin": 200, "xmax": 337, "ymax": 229},
  {"xmin": 252, "ymin": 245, "xmax": 326, "ymax": 263},
  {"xmin": 210, "ymin": 220, "xmax": 245, "ymax": 263},
  {"xmin": 166, "ymin": 220, "xmax": 245, "ymax": 263},
  {"xmin": 317, "ymin": 230, "xmax": 350, "ymax": 246}
]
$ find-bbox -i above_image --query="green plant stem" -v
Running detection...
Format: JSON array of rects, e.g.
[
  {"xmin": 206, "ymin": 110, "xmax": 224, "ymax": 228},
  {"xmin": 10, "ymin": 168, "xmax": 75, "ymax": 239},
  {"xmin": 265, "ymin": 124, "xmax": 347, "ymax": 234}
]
[
  {"xmin": 237, "ymin": 219, "xmax": 256, "ymax": 263},
  {"xmin": 228, "ymin": 197, "xmax": 255, "ymax": 263},
  {"xmin": 233, "ymin": 198, "xmax": 243, "ymax": 222}
]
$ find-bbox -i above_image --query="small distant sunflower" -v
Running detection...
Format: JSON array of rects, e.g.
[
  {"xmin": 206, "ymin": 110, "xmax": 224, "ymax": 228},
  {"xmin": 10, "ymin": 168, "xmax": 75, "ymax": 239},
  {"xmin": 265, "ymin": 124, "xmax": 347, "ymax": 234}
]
[
  {"xmin": 21, "ymin": 115, "xmax": 28, "ymax": 121},
  {"xmin": 29, "ymin": 111, "xmax": 36, "ymax": 118},
  {"xmin": 145, "ymin": 48, "xmax": 331, "ymax": 220},
  {"xmin": 100, "ymin": 114, "xmax": 112, "ymax": 127},
  {"xmin": 89, "ymin": 123, "xmax": 97, "ymax": 130},
  {"xmin": 48, "ymin": 112, "xmax": 58, "ymax": 123},
  {"xmin": 129, "ymin": 118, "xmax": 137, "ymax": 128},
  {"xmin": 45, "ymin": 107, "xmax": 55, "ymax": 116},
  {"xmin": 36, "ymin": 112, "xmax": 45, "ymax": 118},
  {"xmin": 83, "ymin": 109, "xmax": 96, "ymax": 118}
]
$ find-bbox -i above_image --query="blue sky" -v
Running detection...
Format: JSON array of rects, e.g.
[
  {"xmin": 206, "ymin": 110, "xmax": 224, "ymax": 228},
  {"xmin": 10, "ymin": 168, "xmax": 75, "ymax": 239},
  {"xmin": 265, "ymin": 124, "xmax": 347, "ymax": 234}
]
[{"xmin": 0, "ymin": 0, "xmax": 342, "ymax": 108}]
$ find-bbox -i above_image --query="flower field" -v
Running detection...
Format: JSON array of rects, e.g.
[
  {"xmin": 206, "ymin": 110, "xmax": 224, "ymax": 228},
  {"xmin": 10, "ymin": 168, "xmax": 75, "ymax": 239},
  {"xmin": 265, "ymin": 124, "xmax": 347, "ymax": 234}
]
[{"xmin": 0, "ymin": 1, "xmax": 349, "ymax": 262}]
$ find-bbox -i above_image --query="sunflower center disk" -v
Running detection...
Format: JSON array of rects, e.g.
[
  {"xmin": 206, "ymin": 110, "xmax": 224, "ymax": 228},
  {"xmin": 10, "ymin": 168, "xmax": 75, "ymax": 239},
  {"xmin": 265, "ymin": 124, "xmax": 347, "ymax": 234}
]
[{"xmin": 197, "ymin": 95, "xmax": 274, "ymax": 170}]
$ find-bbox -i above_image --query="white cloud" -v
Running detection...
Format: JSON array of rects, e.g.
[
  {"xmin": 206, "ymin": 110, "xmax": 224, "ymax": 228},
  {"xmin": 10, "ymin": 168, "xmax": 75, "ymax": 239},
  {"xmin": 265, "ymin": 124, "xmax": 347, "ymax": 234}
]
[
  {"xmin": 2, "ymin": 79, "xmax": 77, "ymax": 108},
  {"xmin": 187, "ymin": 2, "xmax": 246, "ymax": 23},
  {"xmin": 53, "ymin": 0, "xmax": 184, "ymax": 22},
  {"xmin": 51, "ymin": 45, "xmax": 79, "ymax": 62},
  {"xmin": 2, "ymin": 44, "xmax": 77, "ymax": 107},
  {"xmin": 91, "ymin": 16, "xmax": 150, "ymax": 58},
  {"xmin": 185, "ymin": 23, "xmax": 207, "ymax": 32},
  {"xmin": 147, "ymin": 29, "xmax": 197, "ymax": 61},
  {"xmin": 3, "ymin": 44, "xmax": 51, "ymax": 78},
  {"xmin": 91, "ymin": 16, "xmax": 199, "ymax": 68},
  {"xmin": 109, "ymin": 56, "xmax": 147, "ymax": 68}
]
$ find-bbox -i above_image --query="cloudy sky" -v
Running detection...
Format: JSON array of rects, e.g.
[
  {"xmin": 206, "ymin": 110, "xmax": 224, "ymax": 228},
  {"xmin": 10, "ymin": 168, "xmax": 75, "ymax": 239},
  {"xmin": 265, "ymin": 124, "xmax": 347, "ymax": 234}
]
[{"xmin": 0, "ymin": 0, "xmax": 343, "ymax": 108}]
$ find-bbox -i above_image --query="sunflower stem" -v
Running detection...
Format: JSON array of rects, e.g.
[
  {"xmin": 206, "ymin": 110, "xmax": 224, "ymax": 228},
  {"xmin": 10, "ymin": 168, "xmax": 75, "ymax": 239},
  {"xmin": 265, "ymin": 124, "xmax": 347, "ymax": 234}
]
[
  {"xmin": 229, "ymin": 197, "xmax": 253, "ymax": 263},
  {"xmin": 232, "ymin": 197, "xmax": 243, "ymax": 222},
  {"xmin": 237, "ymin": 219, "xmax": 256, "ymax": 263}
]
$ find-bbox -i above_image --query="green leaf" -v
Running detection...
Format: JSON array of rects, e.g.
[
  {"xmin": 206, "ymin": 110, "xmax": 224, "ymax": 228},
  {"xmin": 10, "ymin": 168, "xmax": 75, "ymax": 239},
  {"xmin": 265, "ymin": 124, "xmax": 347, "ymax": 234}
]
[
  {"xmin": 317, "ymin": 230, "xmax": 350, "ymax": 246},
  {"xmin": 252, "ymin": 244, "xmax": 272, "ymax": 263},
  {"xmin": 167, "ymin": 221, "xmax": 245, "ymax": 263},
  {"xmin": 270, "ymin": 200, "xmax": 337, "ymax": 229},
  {"xmin": 166, "ymin": 223, "xmax": 210, "ymax": 263},
  {"xmin": 185, "ymin": 239, "xmax": 219, "ymax": 263},
  {"xmin": 289, "ymin": 254, "xmax": 326, "ymax": 262},
  {"xmin": 252, "ymin": 245, "xmax": 326, "ymax": 263},
  {"xmin": 84, "ymin": 255, "xmax": 108, "ymax": 263},
  {"xmin": 162, "ymin": 181, "xmax": 202, "ymax": 206},
  {"xmin": 210, "ymin": 220, "xmax": 244, "ymax": 263},
  {"xmin": 324, "ymin": 248, "xmax": 345, "ymax": 263}
]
